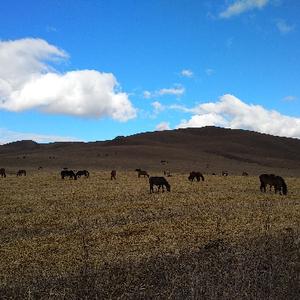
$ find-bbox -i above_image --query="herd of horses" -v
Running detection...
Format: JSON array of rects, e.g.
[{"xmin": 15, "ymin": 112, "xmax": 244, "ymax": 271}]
[{"xmin": 0, "ymin": 167, "xmax": 288, "ymax": 195}]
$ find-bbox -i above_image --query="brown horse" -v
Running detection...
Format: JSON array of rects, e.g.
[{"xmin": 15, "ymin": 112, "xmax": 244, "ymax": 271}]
[
  {"xmin": 259, "ymin": 174, "xmax": 287, "ymax": 195},
  {"xmin": 188, "ymin": 171, "xmax": 205, "ymax": 182},
  {"xmin": 242, "ymin": 172, "xmax": 249, "ymax": 176},
  {"xmin": 111, "ymin": 170, "xmax": 117, "ymax": 180},
  {"xmin": 135, "ymin": 168, "xmax": 149, "ymax": 178},
  {"xmin": 61, "ymin": 170, "xmax": 77, "ymax": 180},
  {"xmin": 222, "ymin": 171, "xmax": 228, "ymax": 176},
  {"xmin": 0, "ymin": 168, "xmax": 6, "ymax": 178},
  {"xmin": 149, "ymin": 176, "xmax": 171, "ymax": 193},
  {"xmin": 17, "ymin": 170, "xmax": 26, "ymax": 176}
]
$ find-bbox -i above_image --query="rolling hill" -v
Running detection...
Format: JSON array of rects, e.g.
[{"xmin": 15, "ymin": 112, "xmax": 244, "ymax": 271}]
[{"xmin": 1, "ymin": 126, "xmax": 300, "ymax": 176}]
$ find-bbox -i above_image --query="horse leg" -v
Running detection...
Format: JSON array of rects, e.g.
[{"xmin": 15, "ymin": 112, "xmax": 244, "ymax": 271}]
[
  {"xmin": 158, "ymin": 185, "xmax": 162, "ymax": 193},
  {"xmin": 150, "ymin": 184, "xmax": 153, "ymax": 193}
]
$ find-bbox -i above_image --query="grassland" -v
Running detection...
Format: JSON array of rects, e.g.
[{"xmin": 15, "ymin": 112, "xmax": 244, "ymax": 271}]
[{"xmin": 0, "ymin": 171, "xmax": 299, "ymax": 299}]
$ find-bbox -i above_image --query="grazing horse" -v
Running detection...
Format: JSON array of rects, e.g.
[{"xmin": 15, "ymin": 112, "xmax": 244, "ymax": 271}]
[
  {"xmin": 259, "ymin": 174, "xmax": 287, "ymax": 195},
  {"xmin": 76, "ymin": 170, "xmax": 89, "ymax": 178},
  {"xmin": 222, "ymin": 171, "xmax": 228, "ymax": 176},
  {"xmin": 111, "ymin": 170, "xmax": 117, "ymax": 180},
  {"xmin": 0, "ymin": 168, "xmax": 6, "ymax": 178},
  {"xmin": 135, "ymin": 168, "xmax": 149, "ymax": 178},
  {"xmin": 149, "ymin": 176, "xmax": 171, "ymax": 193},
  {"xmin": 61, "ymin": 170, "xmax": 77, "ymax": 180},
  {"xmin": 188, "ymin": 171, "xmax": 205, "ymax": 182},
  {"xmin": 242, "ymin": 172, "xmax": 249, "ymax": 176},
  {"xmin": 17, "ymin": 170, "xmax": 26, "ymax": 176}
]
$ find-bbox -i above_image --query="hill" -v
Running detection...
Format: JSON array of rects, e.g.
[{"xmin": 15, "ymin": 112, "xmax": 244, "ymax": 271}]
[{"xmin": 0, "ymin": 126, "xmax": 300, "ymax": 175}]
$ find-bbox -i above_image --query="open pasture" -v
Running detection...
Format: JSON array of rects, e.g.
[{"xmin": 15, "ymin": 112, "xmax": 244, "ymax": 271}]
[{"xmin": 0, "ymin": 171, "xmax": 299, "ymax": 298}]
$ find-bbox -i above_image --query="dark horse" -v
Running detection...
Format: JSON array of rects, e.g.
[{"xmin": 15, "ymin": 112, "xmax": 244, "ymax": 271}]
[
  {"xmin": 242, "ymin": 172, "xmax": 249, "ymax": 176},
  {"xmin": 111, "ymin": 170, "xmax": 117, "ymax": 180},
  {"xmin": 222, "ymin": 171, "xmax": 228, "ymax": 176},
  {"xmin": 135, "ymin": 168, "xmax": 149, "ymax": 178},
  {"xmin": 259, "ymin": 174, "xmax": 287, "ymax": 195},
  {"xmin": 61, "ymin": 170, "xmax": 77, "ymax": 180},
  {"xmin": 17, "ymin": 169, "xmax": 26, "ymax": 176},
  {"xmin": 0, "ymin": 168, "xmax": 6, "ymax": 178},
  {"xmin": 149, "ymin": 176, "xmax": 171, "ymax": 193},
  {"xmin": 188, "ymin": 171, "xmax": 205, "ymax": 182},
  {"xmin": 76, "ymin": 170, "xmax": 89, "ymax": 178}
]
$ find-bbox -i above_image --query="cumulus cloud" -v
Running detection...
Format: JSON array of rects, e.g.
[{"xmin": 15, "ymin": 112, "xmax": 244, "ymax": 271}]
[
  {"xmin": 155, "ymin": 122, "xmax": 170, "ymax": 131},
  {"xmin": 0, "ymin": 128, "xmax": 79, "ymax": 144},
  {"xmin": 143, "ymin": 85, "xmax": 185, "ymax": 99},
  {"xmin": 219, "ymin": 0, "xmax": 269, "ymax": 18},
  {"xmin": 276, "ymin": 20, "xmax": 295, "ymax": 34},
  {"xmin": 0, "ymin": 38, "xmax": 136, "ymax": 121},
  {"xmin": 176, "ymin": 94, "xmax": 300, "ymax": 138},
  {"xmin": 181, "ymin": 69, "xmax": 193, "ymax": 78}
]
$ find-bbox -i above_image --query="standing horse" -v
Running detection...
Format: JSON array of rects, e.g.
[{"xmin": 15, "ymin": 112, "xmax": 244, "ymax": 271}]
[
  {"xmin": 0, "ymin": 168, "xmax": 6, "ymax": 178},
  {"xmin": 149, "ymin": 176, "xmax": 171, "ymax": 193},
  {"xmin": 242, "ymin": 172, "xmax": 249, "ymax": 176},
  {"xmin": 17, "ymin": 170, "xmax": 26, "ymax": 176},
  {"xmin": 222, "ymin": 171, "xmax": 229, "ymax": 176},
  {"xmin": 188, "ymin": 171, "xmax": 205, "ymax": 182},
  {"xmin": 259, "ymin": 174, "xmax": 287, "ymax": 195},
  {"xmin": 61, "ymin": 170, "xmax": 77, "ymax": 180},
  {"xmin": 111, "ymin": 170, "xmax": 117, "ymax": 180}
]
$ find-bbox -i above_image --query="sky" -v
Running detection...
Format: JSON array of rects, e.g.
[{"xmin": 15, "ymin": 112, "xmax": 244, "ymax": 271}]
[{"xmin": 0, "ymin": 0, "xmax": 300, "ymax": 143}]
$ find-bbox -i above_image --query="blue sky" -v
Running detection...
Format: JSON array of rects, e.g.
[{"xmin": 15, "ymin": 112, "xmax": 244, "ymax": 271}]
[{"xmin": 0, "ymin": 0, "xmax": 299, "ymax": 143}]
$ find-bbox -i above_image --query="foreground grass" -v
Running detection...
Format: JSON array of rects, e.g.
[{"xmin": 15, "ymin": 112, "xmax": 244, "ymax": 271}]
[{"xmin": 0, "ymin": 171, "xmax": 299, "ymax": 299}]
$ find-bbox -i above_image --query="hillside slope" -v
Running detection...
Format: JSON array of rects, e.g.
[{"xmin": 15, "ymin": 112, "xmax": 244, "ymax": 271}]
[{"xmin": 0, "ymin": 127, "xmax": 300, "ymax": 175}]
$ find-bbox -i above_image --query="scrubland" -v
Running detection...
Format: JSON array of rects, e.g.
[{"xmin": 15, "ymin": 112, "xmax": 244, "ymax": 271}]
[{"xmin": 0, "ymin": 171, "xmax": 299, "ymax": 299}]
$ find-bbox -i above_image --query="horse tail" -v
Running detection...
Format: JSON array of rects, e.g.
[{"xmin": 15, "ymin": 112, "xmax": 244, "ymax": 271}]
[
  {"xmin": 200, "ymin": 174, "xmax": 205, "ymax": 181},
  {"xmin": 282, "ymin": 179, "xmax": 288, "ymax": 195}
]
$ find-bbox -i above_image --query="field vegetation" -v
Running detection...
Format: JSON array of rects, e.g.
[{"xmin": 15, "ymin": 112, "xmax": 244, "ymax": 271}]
[{"xmin": 0, "ymin": 171, "xmax": 299, "ymax": 298}]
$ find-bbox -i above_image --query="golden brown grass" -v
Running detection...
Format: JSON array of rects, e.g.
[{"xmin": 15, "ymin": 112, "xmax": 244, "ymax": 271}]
[{"xmin": 0, "ymin": 171, "xmax": 299, "ymax": 298}]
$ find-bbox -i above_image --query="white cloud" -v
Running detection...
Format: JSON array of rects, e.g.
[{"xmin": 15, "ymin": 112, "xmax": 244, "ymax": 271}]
[
  {"xmin": 0, "ymin": 38, "xmax": 136, "ymax": 121},
  {"xmin": 155, "ymin": 121, "xmax": 170, "ymax": 131},
  {"xmin": 158, "ymin": 86, "xmax": 185, "ymax": 96},
  {"xmin": 143, "ymin": 90, "xmax": 152, "ymax": 99},
  {"xmin": 151, "ymin": 101, "xmax": 165, "ymax": 114},
  {"xmin": 177, "ymin": 94, "xmax": 300, "ymax": 139},
  {"xmin": 276, "ymin": 20, "xmax": 295, "ymax": 34},
  {"xmin": 0, "ymin": 128, "xmax": 79, "ymax": 144},
  {"xmin": 143, "ymin": 85, "xmax": 185, "ymax": 99},
  {"xmin": 181, "ymin": 69, "xmax": 193, "ymax": 78},
  {"xmin": 219, "ymin": 0, "xmax": 269, "ymax": 19}
]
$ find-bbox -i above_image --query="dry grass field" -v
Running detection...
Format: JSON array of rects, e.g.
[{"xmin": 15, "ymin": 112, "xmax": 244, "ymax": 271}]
[{"xmin": 1, "ymin": 171, "xmax": 299, "ymax": 299}]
